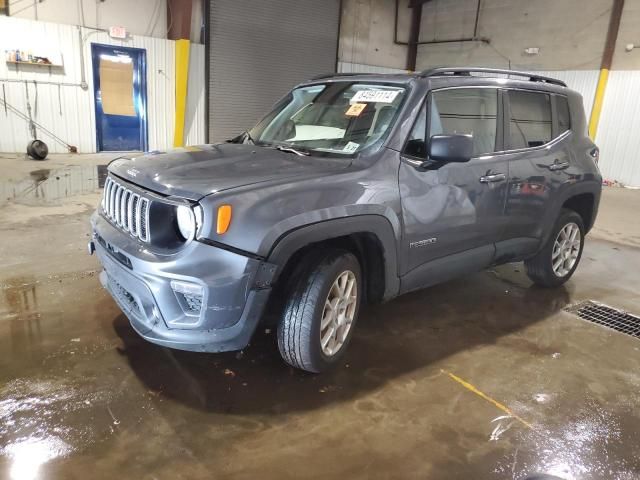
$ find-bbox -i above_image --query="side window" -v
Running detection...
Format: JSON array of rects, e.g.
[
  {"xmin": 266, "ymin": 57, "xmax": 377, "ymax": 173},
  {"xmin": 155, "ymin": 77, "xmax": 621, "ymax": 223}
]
[
  {"xmin": 403, "ymin": 101, "xmax": 427, "ymax": 158},
  {"xmin": 556, "ymin": 96, "xmax": 571, "ymax": 134},
  {"xmin": 508, "ymin": 91, "xmax": 552, "ymax": 149},
  {"xmin": 429, "ymin": 88, "xmax": 498, "ymax": 156}
]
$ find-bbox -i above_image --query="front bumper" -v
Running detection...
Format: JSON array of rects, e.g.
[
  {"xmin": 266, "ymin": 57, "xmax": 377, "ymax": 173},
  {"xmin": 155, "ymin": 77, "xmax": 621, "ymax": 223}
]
[{"xmin": 91, "ymin": 212, "xmax": 274, "ymax": 352}]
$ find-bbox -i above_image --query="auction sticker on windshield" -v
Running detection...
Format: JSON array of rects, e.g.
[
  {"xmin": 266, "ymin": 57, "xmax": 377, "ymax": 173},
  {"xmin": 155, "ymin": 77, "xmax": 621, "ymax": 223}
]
[
  {"xmin": 345, "ymin": 103, "xmax": 367, "ymax": 116},
  {"xmin": 343, "ymin": 141, "xmax": 360, "ymax": 153},
  {"xmin": 351, "ymin": 90, "xmax": 400, "ymax": 103}
]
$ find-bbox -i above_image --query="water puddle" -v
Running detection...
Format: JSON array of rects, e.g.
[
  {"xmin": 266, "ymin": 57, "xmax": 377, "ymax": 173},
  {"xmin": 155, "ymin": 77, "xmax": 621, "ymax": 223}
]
[{"xmin": 0, "ymin": 165, "xmax": 107, "ymax": 207}]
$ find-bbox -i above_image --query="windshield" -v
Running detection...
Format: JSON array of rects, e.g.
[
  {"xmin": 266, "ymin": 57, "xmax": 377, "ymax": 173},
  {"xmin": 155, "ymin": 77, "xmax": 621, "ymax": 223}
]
[{"xmin": 247, "ymin": 82, "xmax": 407, "ymax": 156}]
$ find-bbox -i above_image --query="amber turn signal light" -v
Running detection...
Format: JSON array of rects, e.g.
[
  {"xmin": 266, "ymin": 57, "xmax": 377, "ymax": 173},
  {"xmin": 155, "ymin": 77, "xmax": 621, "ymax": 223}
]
[{"xmin": 216, "ymin": 205, "xmax": 232, "ymax": 234}]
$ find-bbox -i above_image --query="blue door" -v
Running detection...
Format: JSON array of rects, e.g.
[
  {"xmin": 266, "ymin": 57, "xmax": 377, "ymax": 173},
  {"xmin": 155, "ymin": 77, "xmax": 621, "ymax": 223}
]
[{"xmin": 92, "ymin": 44, "xmax": 148, "ymax": 151}]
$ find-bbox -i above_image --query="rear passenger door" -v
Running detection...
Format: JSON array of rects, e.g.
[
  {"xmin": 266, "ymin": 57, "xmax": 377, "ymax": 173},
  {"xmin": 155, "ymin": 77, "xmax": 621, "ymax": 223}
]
[{"xmin": 495, "ymin": 89, "xmax": 573, "ymax": 261}]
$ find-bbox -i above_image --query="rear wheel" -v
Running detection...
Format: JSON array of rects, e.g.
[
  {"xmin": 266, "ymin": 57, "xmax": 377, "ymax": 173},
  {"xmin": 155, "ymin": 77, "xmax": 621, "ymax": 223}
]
[
  {"xmin": 277, "ymin": 249, "xmax": 362, "ymax": 373},
  {"xmin": 525, "ymin": 208, "xmax": 585, "ymax": 287}
]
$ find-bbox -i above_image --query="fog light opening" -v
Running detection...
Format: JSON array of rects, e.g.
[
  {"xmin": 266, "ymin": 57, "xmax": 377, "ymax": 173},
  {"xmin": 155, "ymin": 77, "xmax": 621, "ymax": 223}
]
[{"xmin": 171, "ymin": 280, "xmax": 204, "ymax": 317}]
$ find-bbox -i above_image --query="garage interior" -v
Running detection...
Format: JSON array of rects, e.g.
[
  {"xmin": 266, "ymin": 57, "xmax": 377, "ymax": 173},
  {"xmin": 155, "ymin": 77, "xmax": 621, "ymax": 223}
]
[{"xmin": 1, "ymin": 0, "xmax": 640, "ymax": 479}]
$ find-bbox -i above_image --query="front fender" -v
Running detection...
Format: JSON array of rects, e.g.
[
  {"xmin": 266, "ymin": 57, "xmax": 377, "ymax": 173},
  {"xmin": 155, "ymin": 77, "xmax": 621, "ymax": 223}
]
[{"xmin": 266, "ymin": 214, "xmax": 401, "ymax": 301}]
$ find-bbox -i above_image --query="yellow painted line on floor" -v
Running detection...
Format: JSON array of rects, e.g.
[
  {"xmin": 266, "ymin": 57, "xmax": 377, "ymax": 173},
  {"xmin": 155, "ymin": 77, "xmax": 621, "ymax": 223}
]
[{"xmin": 442, "ymin": 369, "xmax": 533, "ymax": 430}]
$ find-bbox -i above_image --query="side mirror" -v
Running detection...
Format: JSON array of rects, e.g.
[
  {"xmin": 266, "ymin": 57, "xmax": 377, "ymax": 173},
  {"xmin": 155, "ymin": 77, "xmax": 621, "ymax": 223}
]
[{"xmin": 428, "ymin": 134, "xmax": 473, "ymax": 163}]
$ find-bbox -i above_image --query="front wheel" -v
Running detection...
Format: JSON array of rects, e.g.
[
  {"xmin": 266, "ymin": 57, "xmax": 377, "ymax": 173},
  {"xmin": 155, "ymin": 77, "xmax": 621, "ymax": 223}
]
[
  {"xmin": 277, "ymin": 250, "xmax": 362, "ymax": 373},
  {"xmin": 525, "ymin": 208, "xmax": 585, "ymax": 287}
]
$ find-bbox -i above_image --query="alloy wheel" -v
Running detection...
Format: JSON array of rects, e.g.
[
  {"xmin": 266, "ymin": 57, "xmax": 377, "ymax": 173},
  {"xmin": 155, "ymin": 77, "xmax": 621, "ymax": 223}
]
[
  {"xmin": 320, "ymin": 270, "xmax": 357, "ymax": 356},
  {"xmin": 552, "ymin": 222, "xmax": 581, "ymax": 277}
]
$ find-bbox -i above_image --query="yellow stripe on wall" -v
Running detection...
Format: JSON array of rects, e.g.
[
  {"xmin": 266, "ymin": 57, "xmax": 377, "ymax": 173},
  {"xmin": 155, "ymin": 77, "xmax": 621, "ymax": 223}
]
[
  {"xmin": 588, "ymin": 68, "xmax": 609, "ymax": 140},
  {"xmin": 173, "ymin": 39, "xmax": 191, "ymax": 148}
]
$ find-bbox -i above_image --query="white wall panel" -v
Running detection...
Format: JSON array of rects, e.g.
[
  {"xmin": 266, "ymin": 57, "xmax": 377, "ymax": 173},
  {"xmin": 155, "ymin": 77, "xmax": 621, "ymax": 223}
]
[
  {"xmin": 185, "ymin": 43, "xmax": 206, "ymax": 146},
  {"xmin": 527, "ymin": 70, "xmax": 599, "ymax": 120},
  {"xmin": 10, "ymin": 0, "xmax": 168, "ymax": 39},
  {"xmin": 0, "ymin": 17, "xmax": 93, "ymax": 153},
  {"xmin": 596, "ymin": 71, "xmax": 640, "ymax": 187},
  {"xmin": 0, "ymin": 16, "xmax": 177, "ymax": 154}
]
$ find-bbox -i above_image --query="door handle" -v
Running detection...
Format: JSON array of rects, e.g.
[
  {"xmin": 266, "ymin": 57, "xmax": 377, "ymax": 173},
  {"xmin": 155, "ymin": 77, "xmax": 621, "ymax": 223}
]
[
  {"xmin": 479, "ymin": 173, "xmax": 506, "ymax": 183},
  {"xmin": 548, "ymin": 160, "xmax": 570, "ymax": 171}
]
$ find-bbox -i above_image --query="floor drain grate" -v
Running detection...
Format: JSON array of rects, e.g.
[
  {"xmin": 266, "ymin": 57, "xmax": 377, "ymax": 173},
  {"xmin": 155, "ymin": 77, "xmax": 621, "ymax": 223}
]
[{"xmin": 565, "ymin": 301, "xmax": 640, "ymax": 338}]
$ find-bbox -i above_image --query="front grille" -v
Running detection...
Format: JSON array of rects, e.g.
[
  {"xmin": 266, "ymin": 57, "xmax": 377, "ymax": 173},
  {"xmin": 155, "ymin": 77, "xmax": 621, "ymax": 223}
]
[
  {"xmin": 102, "ymin": 176, "xmax": 151, "ymax": 242},
  {"xmin": 565, "ymin": 301, "xmax": 640, "ymax": 338}
]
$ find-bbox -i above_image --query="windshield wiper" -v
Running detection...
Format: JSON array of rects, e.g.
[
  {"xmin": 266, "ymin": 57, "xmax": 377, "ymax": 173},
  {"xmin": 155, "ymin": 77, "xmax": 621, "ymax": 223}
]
[
  {"xmin": 225, "ymin": 130, "xmax": 255, "ymax": 145},
  {"xmin": 275, "ymin": 145, "xmax": 310, "ymax": 156},
  {"xmin": 244, "ymin": 130, "xmax": 256, "ymax": 145}
]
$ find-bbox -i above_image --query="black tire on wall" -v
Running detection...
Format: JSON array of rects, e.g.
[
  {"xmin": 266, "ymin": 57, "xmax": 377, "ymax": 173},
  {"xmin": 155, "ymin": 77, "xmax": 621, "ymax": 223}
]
[{"xmin": 27, "ymin": 139, "xmax": 49, "ymax": 160}]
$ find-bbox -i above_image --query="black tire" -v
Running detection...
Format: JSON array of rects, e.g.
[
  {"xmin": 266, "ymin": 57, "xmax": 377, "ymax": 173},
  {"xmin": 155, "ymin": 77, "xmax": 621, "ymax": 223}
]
[
  {"xmin": 27, "ymin": 139, "xmax": 48, "ymax": 160},
  {"xmin": 525, "ymin": 208, "xmax": 585, "ymax": 287},
  {"xmin": 277, "ymin": 249, "xmax": 362, "ymax": 373}
]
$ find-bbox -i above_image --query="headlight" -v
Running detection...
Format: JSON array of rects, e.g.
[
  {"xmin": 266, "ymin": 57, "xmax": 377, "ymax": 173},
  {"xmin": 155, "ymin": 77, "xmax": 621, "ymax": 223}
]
[{"xmin": 176, "ymin": 205, "xmax": 196, "ymax": 240}]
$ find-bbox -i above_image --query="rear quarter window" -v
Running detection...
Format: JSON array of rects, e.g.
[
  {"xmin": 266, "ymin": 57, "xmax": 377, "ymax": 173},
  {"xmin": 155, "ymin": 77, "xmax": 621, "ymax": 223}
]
[{"xmin": 508, "ymin": 90, "xmax": 552, "ymax": 149}]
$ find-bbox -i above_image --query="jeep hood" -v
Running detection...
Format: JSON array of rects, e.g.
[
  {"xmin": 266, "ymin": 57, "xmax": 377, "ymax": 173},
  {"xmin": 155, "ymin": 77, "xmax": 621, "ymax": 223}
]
[{"xmin": 108, "ymin": 144, "xmax": 351, "ymax": 200}]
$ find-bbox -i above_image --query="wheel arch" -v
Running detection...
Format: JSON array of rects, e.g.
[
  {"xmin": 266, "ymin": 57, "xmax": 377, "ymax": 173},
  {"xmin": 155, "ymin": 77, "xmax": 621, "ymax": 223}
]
[
  {"xmin": 540, "ymin": 180, "xmax": 601, "ymax": 246},
  {"xmin": 267, "ymin": 215, "xmax": 401, "ymax": 303},
  {"xmin": 562, "ymin": 192, "xmax": 596, "ymax": 232}
]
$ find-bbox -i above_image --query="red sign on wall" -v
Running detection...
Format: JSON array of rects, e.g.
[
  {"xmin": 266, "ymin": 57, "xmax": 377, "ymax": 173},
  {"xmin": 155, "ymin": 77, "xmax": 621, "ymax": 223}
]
[{"xmin": 109, "ymin": 26, "xmax": 127, "ymax": 39}]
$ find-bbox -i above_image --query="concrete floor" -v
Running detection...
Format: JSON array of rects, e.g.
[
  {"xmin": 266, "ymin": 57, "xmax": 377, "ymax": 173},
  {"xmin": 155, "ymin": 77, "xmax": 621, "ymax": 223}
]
[{"xmin": 1, "ymin": 156, "xmax": 640, "ymax": 480}]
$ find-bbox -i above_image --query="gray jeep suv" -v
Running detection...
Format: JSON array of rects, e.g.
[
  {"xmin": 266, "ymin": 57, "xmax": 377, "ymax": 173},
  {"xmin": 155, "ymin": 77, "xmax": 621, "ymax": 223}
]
[{"xmin": 90, "ymin": 67, "xmax": 602, "ymax": 373}]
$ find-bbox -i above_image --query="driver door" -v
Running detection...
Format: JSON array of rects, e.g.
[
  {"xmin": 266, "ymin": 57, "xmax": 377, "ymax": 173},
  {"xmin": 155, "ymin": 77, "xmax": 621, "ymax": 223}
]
[{"xmin": 398, "ymin": 86, "xmax": 510, "ymax": 291}]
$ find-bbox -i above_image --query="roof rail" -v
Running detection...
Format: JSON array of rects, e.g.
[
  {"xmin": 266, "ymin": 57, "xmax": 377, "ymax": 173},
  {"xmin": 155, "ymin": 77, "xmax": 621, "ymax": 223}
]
[{"xmin": 418, "ymin": 67, "xmax": 567, "ymax": 87}]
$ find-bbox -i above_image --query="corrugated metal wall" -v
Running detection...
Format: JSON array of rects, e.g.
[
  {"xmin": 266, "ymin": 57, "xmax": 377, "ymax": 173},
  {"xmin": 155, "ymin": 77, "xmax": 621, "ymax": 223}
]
[
  {"xmin": 596, "ymin": 71, "xmax": 640, "ymax": 187},
  {"xmin": 208, "ymin": 0, "xmax": 341, "ymax": 143},
  {"xmin": 0, "ymin": 17, "xmax": 93, "ymax": 153},
  {"xmin": 0, "ymin": 16, "xmax": 198, "ymax": 153},
  {"xmin": 185, "ymin": 43, "xmax": 206, "ymax": 146}
]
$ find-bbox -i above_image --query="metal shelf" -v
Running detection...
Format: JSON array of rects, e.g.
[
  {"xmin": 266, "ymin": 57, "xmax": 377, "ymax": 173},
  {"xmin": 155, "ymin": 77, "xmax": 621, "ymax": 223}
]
[{"xmin": 6, "ymin": 60, "xmax": 63, "ymax": 68}]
